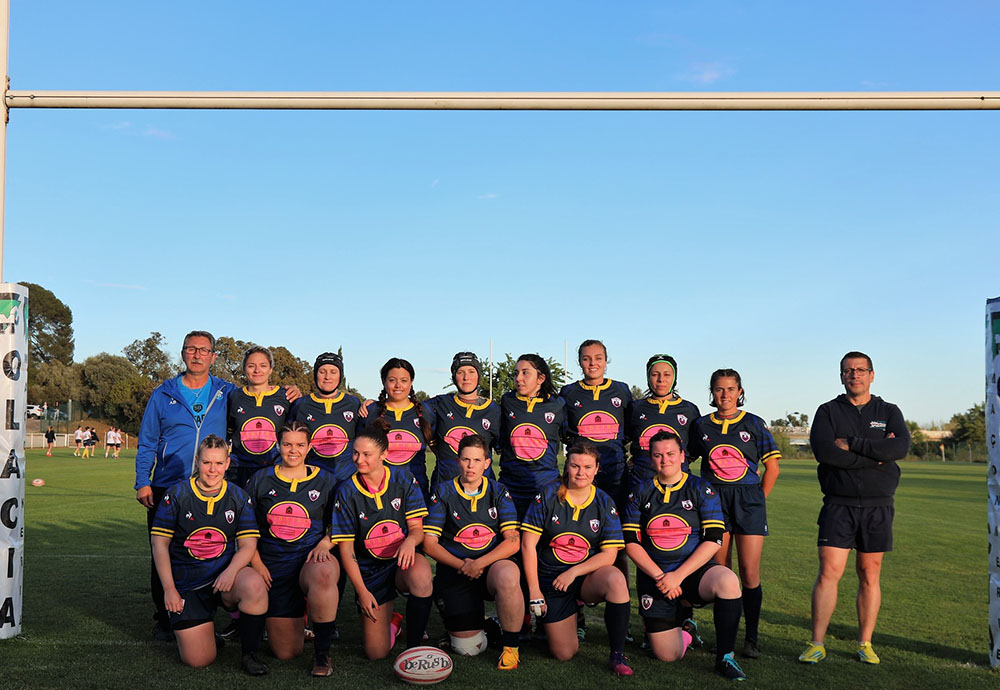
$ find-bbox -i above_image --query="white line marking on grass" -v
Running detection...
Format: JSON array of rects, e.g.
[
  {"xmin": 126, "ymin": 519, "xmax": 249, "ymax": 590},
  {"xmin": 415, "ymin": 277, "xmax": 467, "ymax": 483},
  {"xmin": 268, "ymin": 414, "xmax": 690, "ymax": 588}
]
[{"xmin": 29, "ymin": 554, "xmax": 145, "ymax": 559}]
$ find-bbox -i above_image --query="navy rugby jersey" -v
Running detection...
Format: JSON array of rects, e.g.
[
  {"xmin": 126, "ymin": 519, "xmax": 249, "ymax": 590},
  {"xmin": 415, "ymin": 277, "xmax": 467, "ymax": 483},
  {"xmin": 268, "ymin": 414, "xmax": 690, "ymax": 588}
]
[
  {"xmin": 627, "ymin": 396, "xmax": 701, "ymax": 480},
  {"xmin": 330, "ymin": 467, "xmax": 428, "ymax": 575},
  {"xmin": 498, "ymin": 393, "xmax": 566, "ymax": 504},
  {"xmin": 291, "ymin": 392, "xmax": 363, "ymax": 482},
  {"xmin": 521, "ymin": 484, "xmax": 624, "ymax": 580},
  {"xmin": 362, "ymin": 402, "xmax": 431, "ymax": 495},
  {"xmin": 246, "ymin": 465, "xmax": 338, "ymax": 579},
  {"xmin": 623, "ymin": 473, "xmax": 725, "ymax": 573},
  {"xmin": 690, "ymin": 411, "xmax": 780, "ymax": 486},
  {"xmin": 425, "ymin": 393, "xmax": 501, "ymax": 483},
  {"xmin": 424, "ymin": 477, "xmax": 518, "ymax": 560},
  {"xmin": 228, "ymin": 386, "xmax": 291, "ymax": 471},
  {"xmin": 150, "ymin": 478, "xmax": 259, "ymax": 592},
  {"xmin": 560, "ymin": 379, "xmax": 632, "ymax": 483}
]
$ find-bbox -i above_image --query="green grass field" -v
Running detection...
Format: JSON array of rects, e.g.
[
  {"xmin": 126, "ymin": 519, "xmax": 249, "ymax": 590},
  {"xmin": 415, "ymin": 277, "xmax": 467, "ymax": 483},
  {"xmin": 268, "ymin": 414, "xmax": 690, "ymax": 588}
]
[{"xmin": 1, "ymin": 449, "xmax": 993, "ymax": 688}]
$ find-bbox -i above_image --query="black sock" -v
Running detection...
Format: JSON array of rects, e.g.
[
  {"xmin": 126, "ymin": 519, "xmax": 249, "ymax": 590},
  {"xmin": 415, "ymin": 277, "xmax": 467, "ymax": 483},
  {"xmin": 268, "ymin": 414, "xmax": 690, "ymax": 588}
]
[
  {"xmin": 312, "ymin": 620, "xmax": 335, "ymax": 656},
  {"xmin": 714, "ymin": 596, "xmax": 742, "ymax": 662},
  {"xmin": 501, "ymin": 629, "xmax": 519, "ymax": 648},
  {"xmin": 742, "ymin": 585, "xmax": 762, "ymax": 645},
  {"xmin": 406, "ymin": 595, "xmax": 433, "ymax": 649},
  {"xmin": 238, "ymin": 613, "xmax": 266, "ymax": 656},
  {"xmin": 604, "ymin": 602, "xmax": 630, "ymax": 654},
  {"xmin": 680, "ymin": 603, "xmax": 693, "ymax": 623}
]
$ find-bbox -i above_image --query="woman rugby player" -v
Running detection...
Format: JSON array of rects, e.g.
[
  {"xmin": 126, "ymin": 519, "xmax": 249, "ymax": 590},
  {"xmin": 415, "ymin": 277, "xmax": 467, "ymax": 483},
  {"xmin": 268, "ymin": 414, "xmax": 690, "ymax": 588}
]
[
  {"xmin": 291, "ymin": 352, "xmax": 363, "ymax": 485},
  {"xmin": 331, "ymin": 420, "xmax": 434, "ymax": 659},
  {"xmin": 520, "ymin": 442, "xmax": 632, "ymax": 675},
  {"xmin": 227, "ymin": 346, "xmax": 293, "ymax": 487},
  {"xmin": 497, "ymin": 354, "xmax": 566, "ymax": 520},
  {"xmin": 423, "ymin": 434, "xmax": 523, "ymax": 670},
  {"xmin": 359, "ymin": 358, "xmax": 435, "ymax": 498},
  {"xmin": 423, "ymin": 352, "xmax": 501, "ymax": 485},
  {"xmin": 690, "ymin": 369, "xmax": 781, "ymax": 659},
  {"xmin": 624, "ymin": 430, "xmax": 747, "ymax": 681},
  {"xmin": 150, "ymin": 435, "xmax": 269, "ymax": 675},
  {"xmin": 246, "ymin": 421, "xmax": 341, "ymax": 676}
]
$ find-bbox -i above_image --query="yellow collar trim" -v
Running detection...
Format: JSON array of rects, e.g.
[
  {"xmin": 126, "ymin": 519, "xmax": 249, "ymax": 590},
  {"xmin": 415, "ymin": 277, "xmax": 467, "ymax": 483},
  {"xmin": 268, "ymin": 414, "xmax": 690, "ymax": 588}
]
[
  {"xmin": 453, "ymin": 476, "xmax": 488, "ymax": 512},
  {"xmin": 516, "ymin": 394, "xmax": 544, "ymax": 413},
  {"xmin": 647, "ymin": 395, "xmax": 683, "ymax": 415},
  {"xmin": 580, "ymin": 378, "xmax": 612, "ymax": 400},
  {"xmin": 710, "ymin": 410, "xmax": 746, "ymax": 434},
  {"xmin": 385, "ymin": 401, "xmax": 415, "ymax": 421},
  {"xmin": 653, "ymin": 473, "xmax": 689, "ymax": 502},
  {"xmin": 566, "ymin": 485, "xmax": 596, "ymax": 521},
  {"xmin": 454, "ymin": 394, "xmax": 491, "ymax": 417},
  {"xmin": 353, "ymin": 467, "xmax": 390, "ymax": 509},
  {"xmin": 190, "ymin": 477, "xmax": 228, "ymax": 515},
  {"xmin": 275, "ymin": 464, "xmax": 320, "ymax": 493},
  {"xmin": 243, "ymin": 385, "xmax": 280, "ymax": 406}
]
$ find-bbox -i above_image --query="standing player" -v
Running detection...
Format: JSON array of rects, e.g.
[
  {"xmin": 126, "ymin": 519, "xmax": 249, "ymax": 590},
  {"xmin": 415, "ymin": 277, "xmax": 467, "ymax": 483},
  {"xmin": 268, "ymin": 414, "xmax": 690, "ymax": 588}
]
[
  {"xmin": 690, "ymin": 369, "xmax": 780, "ymax": 659},
  {"xmin": 290, "ymin": 352, "xmax": 363, "ymax": 485},
  {"xmin": 360, "ymin": 358, "xmax": 434, "ymax": 498},
  {"xmin": 520, "ymin": 442, "xmax": 632, "ymax": 675},
  {"xmin": 497, "ymin": 354, "xmax": 566, "ymax": 520},
  {"xmin": 627, "ymin": 355, "xmax": 702, "ymax": 486},
  {"xmin": 623, "ymin": 430, "xmax": 746, "ymax": 681},
  {"xmin": 44, "ymin": 426, "xmax": 55, "ymax": 456},
  {"xmin": 799, "ymin": 352, "xmax": 909, "ymax": 665},
  {"xmin": 73, "ymin": 426, "xmax": 82, "ymax": 456},
  {"xmin": 114, "ymin": 427, "xmax": 123, "ymax": 458},
  {"xmin": 105, "ymin": 427, "xmax": 116, "ymax": 458},
  {"xmin": 423, "ymin": 352, "xmax": 501, "ymax": 485},
  {"xmin": 423, "ymin": 434, "xmax": 523, "ymax": 670},
  {"xmin": 331, "ymin": 420, "xmax": 434, "ymax": 660},
  {"xmin": 228, "ymin": 346, "xmax": 292, "ymax": 487},
  {"xmin": 246, "ymin": 421, "xmax": 341, "ymax": 677},
  {"xmin": 150, "ymin": 435, "xmax": 270, "ymax": 675}
]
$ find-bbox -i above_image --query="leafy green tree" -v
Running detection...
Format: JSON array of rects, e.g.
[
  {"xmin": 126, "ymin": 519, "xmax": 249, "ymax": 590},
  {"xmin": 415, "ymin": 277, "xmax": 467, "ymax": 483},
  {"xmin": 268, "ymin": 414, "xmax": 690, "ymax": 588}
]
[
  {"xmin": 123, "ymin": 332, "xmax": 176, "ymax": 383},
  {"xmin": 949, "ymin": 402, "xmax": 985, "ymax": 445},
  {"xmin": 630, "ymin": 384, "xmax": 644, "ymax": 400},
  {"xmin": 210, "ymin": 336, "xmax": 252, "ymax": 384},
  {"xmin": 906, "ymin": 420, "xmax": 929, "ymax": 458},
  {"xmin": 79, "ymin": 353, "xmax": 147, "ymax": 431},
  {"xmin": 22, "ymin": 282, "xmax": 74, "ymax": 379},
  {"xmin": 29, "ymin": 360, "xmax": 83, "ymax": 405},
  {"xmin": 269, "ymin": 345, "xmax": 313, "ymax": 392},
  {"xmin": 485, "ymin": 353, "xmax": 566, "ymax": 397}
]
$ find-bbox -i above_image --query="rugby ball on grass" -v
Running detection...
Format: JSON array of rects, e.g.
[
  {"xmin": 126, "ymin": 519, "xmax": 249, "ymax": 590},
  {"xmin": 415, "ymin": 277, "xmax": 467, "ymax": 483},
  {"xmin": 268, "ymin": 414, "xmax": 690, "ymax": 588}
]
[
  {"xmin": 393, "ymin": 646, "xmax": 453, "ymax": 684},
  {"xmin": 31, "ymin": 478, "xmax": 45, "ymax": 487}
]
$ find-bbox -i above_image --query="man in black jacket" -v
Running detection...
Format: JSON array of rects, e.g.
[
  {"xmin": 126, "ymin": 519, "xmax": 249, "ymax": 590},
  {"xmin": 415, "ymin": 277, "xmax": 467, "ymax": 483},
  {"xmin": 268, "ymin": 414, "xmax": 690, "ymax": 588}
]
[{"xmin": 799, "ymin": 351, "xmax": 909, "ymax": 666}]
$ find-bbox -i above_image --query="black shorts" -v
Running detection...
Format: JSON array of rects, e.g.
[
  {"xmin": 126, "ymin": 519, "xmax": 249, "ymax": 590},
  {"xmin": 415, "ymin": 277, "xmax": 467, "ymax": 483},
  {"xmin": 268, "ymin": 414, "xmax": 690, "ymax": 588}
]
[
  {"xmin": 817, "ymin": 502, "xmax": 893, "ymax": 553},
  {"xmin": 434, "ymin": 563, "xmax": 499, "ymax": 631},
  {"xmin": 715, "ymin": 484, "xmax": 768, "ymax": 536},
  {"xmin": 595, "ymin": 468, "xmax": 628, "ymax": 515},
  {"xmin": 168, "ymin": 584, "xmax": 235, "ymax": 630},
  {"xmin": 538, "ymin": 572, "xmax": 586, "ymax": 624},
  {"xmin": 636, "ymin": 562, "xmax": 721, "ymax": 628},
  {"xmin": 357, "ymin": 563, "xmax": 399, "ymax": 608},
  {"xmin": 267, "ymin": 569, "xmax": 307, "ymax": 619}
]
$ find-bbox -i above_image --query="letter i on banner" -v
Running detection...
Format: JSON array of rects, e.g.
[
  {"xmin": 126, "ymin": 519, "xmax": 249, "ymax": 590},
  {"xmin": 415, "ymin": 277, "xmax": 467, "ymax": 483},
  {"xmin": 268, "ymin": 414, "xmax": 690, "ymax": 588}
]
[
  {"xmin": 986, "ymin": 298, "xmax": 1000, "ymax": 667},
  {"xmin": 0, "ymin": 284, "xmax": 27, "ymax": 638}
]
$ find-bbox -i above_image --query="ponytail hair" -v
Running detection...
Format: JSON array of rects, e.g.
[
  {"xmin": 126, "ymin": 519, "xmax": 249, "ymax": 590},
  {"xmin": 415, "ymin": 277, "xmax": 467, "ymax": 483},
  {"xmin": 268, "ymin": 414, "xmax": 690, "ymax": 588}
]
[
  {"xmin": 356, "ymin": 418, "xmax": 391, "ymax": 453},
  {"xmin": 377, "ymin": 357, "xmax": 434, "ymax": 446},
  {"xmin": 557, "ymin": 441, "xmax": 600, "ymax": 503}
]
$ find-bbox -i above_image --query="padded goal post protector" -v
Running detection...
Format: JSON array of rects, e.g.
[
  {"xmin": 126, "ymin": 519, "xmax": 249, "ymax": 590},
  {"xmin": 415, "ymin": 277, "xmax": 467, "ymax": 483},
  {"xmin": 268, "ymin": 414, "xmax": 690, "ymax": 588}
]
[
  {"xmin": 0, "ymin": 283, "xmax": 27, "ymax": 638},
  {"xmin": 986, "ymin": 298, "xmax": 1000, "ymax": 667}
]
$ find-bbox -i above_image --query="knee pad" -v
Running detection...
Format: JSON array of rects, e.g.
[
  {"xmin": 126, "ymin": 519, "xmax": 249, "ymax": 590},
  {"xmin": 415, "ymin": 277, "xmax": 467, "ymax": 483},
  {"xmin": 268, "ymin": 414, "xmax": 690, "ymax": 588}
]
[{"xmin": 449, "ymin": 630, "xmax": 487, "ymax": 657}]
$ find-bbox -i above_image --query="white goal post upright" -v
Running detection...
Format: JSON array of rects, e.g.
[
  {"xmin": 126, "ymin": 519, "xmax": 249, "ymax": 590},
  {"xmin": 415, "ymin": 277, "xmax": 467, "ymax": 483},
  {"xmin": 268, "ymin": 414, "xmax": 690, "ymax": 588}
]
[{"xmin": 0, "ymin": 0, "xmax": 996, "ymax": 656}]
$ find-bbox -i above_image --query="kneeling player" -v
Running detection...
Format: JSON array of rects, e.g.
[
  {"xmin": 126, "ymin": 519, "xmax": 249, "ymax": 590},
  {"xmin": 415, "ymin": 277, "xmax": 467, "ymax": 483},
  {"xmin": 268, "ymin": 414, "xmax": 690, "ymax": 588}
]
[
  {"xmin": 150, "ymin": 435, "xmax": 269, "ymax": 675},
  {"xmin": 423, "ymin": 434, "xmax": 523, "ymax": 670},
  {"xmin": 331, "ymin": 420, "xmax": 434, "ymax": 659},
  {"xmin": 247, "ymin": 421, "xmax": 341, "ymax": 676},
  {"xmin": 521, "ymin": 442, "xmax": 633, "ymax": 676},
  {"xmin": 623, "ymin": 430, "xmax": 746, "ymax": 681}
]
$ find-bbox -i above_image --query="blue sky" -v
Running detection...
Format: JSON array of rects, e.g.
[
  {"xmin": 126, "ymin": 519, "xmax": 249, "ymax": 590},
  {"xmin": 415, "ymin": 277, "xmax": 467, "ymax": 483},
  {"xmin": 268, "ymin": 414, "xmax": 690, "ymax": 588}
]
[{"xmin": 5, "ymin": 2, "xmax": 998, "ymax": 425}]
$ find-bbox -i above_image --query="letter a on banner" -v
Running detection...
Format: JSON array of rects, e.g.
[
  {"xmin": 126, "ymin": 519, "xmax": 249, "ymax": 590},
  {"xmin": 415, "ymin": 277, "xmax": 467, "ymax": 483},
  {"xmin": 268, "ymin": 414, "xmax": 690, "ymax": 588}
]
[{"xmin": 0, "ymin": 283, "xmax": 26, "ymax": 638}]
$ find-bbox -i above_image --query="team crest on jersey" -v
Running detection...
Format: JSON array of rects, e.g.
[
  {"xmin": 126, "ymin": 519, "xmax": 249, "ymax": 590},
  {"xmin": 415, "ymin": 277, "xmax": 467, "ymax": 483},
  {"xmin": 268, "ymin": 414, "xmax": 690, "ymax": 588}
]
[
  {"xmin": 274, "ymin": 405, "xmax": 285, "ymax": 416},
  {"xmin": 681, "ymin": 500, "xmax": 693, "ymax": 511},
  {"xmin": 488, "ymin": 507, "xmax": 498, "ymax": 520},
  {"xmin": 309, "ymin": 489, "xmax": 321, "ymax": 502},
  {"xmin": 414, "ymin": 418, "xmax": 421, "ymax": 429},
  {"xmin": 677, "ymin": 414, "xmax": 688, "ymax": 426},
  {"xmin": 225, "ymin": 509, "xmax": 235, "ymax": 524},
  {"xmin": 343, "ymin": 411, "xmax": 354, "ymax": 423},
  {"xmin": 482, "ymin": 419, "xmax": 491, "ymax": 431},
  {"xmin": 739, "ymin": 431, "xmax": 751, "ymax": 443},
  {"xmin": 641, "ymin": 594, "xmax": 653, "ymax": 610},
  {"xmin": 611, "ymin": 397, "xmax": 622, "ymax": 408},
  {"xmin": 544, "ymin": 412, "xmax": 555, "ymax": 424},
  {"xmin": 590, "ymin": 519, "xmax": 600, "ymax": 533},
  {"xmin": 391, "ymin": 498, "xmax": 402, "ymax": 511}
]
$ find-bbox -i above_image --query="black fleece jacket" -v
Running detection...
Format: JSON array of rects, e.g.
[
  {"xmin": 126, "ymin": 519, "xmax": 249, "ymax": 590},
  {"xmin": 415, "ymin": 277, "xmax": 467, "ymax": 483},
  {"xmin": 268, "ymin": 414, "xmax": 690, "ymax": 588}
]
[{"xmin": 810, "ymin": 394, "xmax": 910, "ymax": 506}]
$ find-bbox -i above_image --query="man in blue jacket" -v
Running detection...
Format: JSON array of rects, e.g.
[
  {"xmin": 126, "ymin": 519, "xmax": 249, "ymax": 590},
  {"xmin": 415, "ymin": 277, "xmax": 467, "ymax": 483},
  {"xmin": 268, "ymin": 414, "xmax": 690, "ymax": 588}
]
[
  {"xmin": 799, "ymin": 351, "xmax": 909, "ymax": 666},
  {"xmin": 135, "ymin": 330, "xmax": 236, "ymax": 642}
]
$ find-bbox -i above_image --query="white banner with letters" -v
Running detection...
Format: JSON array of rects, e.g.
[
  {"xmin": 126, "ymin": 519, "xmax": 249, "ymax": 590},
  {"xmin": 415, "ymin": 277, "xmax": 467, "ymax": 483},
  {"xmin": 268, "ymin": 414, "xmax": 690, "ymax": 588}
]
[
  {"xmin": 986, "ymin": 298, "xmax": 1000, "ymax": 667},
  {"xmin": 0, "ymin": 283, "xmax": 27, "ymax": 638}
]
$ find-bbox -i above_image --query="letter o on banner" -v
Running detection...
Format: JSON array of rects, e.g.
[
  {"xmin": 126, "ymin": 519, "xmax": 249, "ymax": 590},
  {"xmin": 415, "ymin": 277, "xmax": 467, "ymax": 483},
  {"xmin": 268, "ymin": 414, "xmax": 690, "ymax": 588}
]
[
  {"xmin": 985, "ymin": 297, "xmax": 1000, "ymax": 667},
  {"xmin": 0, "ymin": 284, "xmax": 27, "ymax": 638}
]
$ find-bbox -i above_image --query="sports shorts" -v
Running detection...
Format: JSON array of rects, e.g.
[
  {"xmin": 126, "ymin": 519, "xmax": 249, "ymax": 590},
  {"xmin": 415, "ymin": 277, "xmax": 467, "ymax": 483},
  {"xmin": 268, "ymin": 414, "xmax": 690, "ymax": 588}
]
[
  {"xmin": 714, "ymin": 484, "xmax": 768, "ymax": 536},
  {"xmin": 168, "ymin": 583, "xmax": 235, "ymax": 630},
  {"xmin": 434, "ymin": 562, "xmax": 500, "ymax": 631},
  {"xmin": 636, "ymin": 561, "xmax": 722, "ymax": 628},
  {"xmin": 817, "ymin": 502, "xmax": 893, "ymax": 553}
]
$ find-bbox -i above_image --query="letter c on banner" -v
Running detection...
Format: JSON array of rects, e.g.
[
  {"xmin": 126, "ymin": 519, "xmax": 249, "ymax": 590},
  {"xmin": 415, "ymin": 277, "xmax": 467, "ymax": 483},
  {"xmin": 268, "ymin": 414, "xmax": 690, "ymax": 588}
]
[
  {"xmin": 1, "ymin": 351, "xmax": 20, "ymax": 381},
  {"xmin": 0, "ymin": 498, "xmax": 16, "ymax": 529}
]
